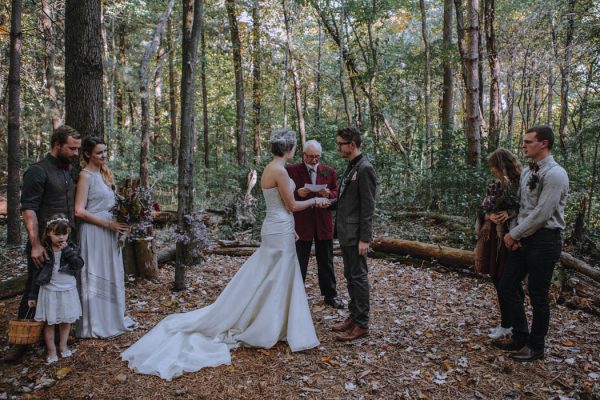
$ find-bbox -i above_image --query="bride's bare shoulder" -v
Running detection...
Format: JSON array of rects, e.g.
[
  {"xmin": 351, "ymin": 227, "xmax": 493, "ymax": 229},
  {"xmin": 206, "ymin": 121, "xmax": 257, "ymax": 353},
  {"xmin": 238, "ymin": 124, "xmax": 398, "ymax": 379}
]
[{"xmin": 261, "ymin": 164, "xmax": 287, "ymax": 189}]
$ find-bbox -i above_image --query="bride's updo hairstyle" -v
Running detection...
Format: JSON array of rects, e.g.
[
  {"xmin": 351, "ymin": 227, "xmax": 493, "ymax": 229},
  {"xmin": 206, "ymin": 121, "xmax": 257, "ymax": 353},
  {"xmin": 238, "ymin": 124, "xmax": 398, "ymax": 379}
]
[{"xmin": 270, "ymin": 128, "xmax": 297, "ymax": 156}]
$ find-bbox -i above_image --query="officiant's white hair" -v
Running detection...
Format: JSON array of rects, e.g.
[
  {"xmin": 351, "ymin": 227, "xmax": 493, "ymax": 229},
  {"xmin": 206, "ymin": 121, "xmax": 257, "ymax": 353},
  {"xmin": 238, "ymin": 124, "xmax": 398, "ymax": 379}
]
[
  {"xmin": 270, "ymin": 128, "xmax": 297, "ymax": 156},
  {"xmin": 303, "ymin": 140, "xmax": 322, "ymax": 154}
]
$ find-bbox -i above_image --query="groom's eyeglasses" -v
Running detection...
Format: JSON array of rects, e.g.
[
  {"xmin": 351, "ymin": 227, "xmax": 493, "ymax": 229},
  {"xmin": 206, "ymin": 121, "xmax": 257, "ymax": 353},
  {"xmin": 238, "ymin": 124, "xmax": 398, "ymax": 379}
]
[
  {"xmin": 336, "ymin": 141, "xmax": 352, "ymax": 147},
  {"xmin": 303, "ymin": 154, "xmax": 321, "ymax": 160}
]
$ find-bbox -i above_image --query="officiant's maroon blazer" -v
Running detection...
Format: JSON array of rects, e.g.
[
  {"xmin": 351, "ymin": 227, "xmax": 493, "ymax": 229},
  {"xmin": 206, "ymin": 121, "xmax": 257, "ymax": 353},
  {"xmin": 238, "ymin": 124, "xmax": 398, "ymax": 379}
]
[{"xmin": 287, "ymin": 163, "xmax": 338, "ymax": 241}]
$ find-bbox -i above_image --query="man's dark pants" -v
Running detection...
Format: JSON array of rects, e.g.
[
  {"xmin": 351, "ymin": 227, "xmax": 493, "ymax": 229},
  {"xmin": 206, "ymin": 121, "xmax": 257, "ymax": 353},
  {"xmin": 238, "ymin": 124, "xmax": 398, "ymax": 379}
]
[
  {"xmin": 500, "ymin": 229, "xmax": 562, "ymax": 350},
  {"xmin": 18, "ymin": 241, "xmax": 37, "ymax": 319},
  {"xmin": 296, "ymin": 239, "xmax": 337, "ymax": 299},
  {"xmin": 340, "ymin": 245, "xmax": 369, "ymax": 328}
]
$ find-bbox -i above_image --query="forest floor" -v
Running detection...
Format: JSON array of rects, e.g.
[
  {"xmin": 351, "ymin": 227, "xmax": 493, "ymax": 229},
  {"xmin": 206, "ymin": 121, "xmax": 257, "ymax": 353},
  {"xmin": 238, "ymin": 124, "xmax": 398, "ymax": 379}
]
[{"xmin": 1, "ymin": 219, "xmax": 600, "ymax": 399}]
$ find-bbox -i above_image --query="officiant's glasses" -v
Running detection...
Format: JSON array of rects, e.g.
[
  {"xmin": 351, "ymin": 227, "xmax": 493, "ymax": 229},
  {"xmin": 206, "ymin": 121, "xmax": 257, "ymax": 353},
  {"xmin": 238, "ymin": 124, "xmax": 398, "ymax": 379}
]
[{"xmin": 303, "ymin": 153, "xmax": 321, "ymax": 160}]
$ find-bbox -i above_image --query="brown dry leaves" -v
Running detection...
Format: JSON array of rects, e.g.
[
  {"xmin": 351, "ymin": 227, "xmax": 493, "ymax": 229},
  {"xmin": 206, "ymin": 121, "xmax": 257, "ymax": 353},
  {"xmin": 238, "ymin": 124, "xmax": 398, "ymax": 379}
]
[{"xmin": 1, "ymin": 253, "xmax": 599, "ymax": 399}]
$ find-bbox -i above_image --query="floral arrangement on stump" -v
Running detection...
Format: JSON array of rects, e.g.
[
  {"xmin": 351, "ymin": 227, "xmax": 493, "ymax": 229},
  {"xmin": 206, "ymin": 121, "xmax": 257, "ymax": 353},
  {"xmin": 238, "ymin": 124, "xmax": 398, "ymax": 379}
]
[{"xmin": 112, "ymin": 178, "xmax": 156, "ymax": 244}]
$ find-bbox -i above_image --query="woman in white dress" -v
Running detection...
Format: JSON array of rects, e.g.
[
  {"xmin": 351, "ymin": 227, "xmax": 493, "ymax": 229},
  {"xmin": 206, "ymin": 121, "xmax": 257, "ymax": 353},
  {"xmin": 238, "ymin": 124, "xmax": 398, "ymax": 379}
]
[
  {"xmin": 121, "ymin": 129, "xmax": 329, "ymax": 380},
  {"xmin": 75, "ymin": 137, "xmax": 134, "ymax": 338}
]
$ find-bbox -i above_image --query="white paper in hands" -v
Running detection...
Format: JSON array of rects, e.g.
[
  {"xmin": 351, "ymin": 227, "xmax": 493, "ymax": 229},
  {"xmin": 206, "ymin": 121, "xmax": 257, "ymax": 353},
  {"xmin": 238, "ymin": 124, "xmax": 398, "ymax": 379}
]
[{"xmin": 304, "ymin": 184, "xmax": 327, "ymax": 192}]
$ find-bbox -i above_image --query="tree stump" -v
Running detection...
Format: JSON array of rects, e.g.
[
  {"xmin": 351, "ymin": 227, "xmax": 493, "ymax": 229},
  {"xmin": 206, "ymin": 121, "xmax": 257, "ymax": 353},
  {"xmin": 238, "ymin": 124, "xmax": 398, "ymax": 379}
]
[
  {"xmin": 134, "ymin": 239, "xmax": 159, "ymax": 280},
  {"xmin": 122, "ymin": 241, "xmax": 138, "ymax": 276}
]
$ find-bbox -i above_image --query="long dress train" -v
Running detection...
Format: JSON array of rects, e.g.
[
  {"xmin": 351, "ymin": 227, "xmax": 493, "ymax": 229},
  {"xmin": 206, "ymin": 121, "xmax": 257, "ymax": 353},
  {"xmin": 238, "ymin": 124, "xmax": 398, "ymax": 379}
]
[{"xmin": 121, "ymin": 181, "xmax": 319, "ymax": 380}]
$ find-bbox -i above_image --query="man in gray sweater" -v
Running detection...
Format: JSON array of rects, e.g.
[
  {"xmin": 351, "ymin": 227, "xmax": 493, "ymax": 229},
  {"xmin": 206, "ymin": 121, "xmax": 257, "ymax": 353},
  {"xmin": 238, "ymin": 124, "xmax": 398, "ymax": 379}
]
[{"xmin": 495, "ymin": 125, "xmax": 569, "ymax": 362}]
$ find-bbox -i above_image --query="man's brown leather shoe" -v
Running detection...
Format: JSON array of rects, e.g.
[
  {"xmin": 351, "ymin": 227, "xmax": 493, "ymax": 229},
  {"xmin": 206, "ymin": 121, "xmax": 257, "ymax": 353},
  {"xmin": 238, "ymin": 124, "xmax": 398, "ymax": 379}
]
[
  {"xmin": 332, "ymin": 318, "xmax": 355, "ymax": 332},
  {"xmin": 3, "ymin": 345, "xmax": 27, "ymax": 363},
  {"xmin": 512, "ymin": 345, "xmax": 544, "ymax": 362},
  {"xmin": 336, "ymin": 325, "xmax": 369, "ymax": 342}
]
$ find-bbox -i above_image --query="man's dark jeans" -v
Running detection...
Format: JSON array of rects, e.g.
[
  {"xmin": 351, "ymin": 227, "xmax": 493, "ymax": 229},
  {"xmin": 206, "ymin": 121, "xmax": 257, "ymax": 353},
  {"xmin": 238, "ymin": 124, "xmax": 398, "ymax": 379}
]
[
  {"xmin": 340, "ymin": 245, "xmax": 369, "ymax": 328},
  {"xmin": 500, "ymin": 229, "xmax": 562, "ymax": 350}
]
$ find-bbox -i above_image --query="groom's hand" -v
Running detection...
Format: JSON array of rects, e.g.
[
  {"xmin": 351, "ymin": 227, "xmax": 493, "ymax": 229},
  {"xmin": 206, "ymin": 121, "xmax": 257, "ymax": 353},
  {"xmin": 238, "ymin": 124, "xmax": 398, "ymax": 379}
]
[
  {"xmin": 358, "ymin": 241, "xmax": 369, "ymax": 256},
  {"xmin": 297, "ymin": 188, "xmax": 310, "ymax": 198}
]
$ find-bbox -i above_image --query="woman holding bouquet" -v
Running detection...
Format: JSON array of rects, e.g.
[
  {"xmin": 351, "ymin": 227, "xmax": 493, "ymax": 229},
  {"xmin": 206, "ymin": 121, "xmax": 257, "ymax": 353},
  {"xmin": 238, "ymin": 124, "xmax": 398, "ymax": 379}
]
[
  {"xmin": 75, "ymin": 137, "xmax": 135, "ymax": 338},
  {"xmin": 475, "ymin": 148, "xmax": 523, "ymax": 340}
]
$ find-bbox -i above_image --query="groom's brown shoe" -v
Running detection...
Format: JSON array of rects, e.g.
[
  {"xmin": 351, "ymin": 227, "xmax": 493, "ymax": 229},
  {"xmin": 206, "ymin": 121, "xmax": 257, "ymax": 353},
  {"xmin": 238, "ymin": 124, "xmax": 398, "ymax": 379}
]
[
  {"xmin": 336, "ymin": 325, "xmax": 369, "ymax": 342},
  {"xmin": 332, "ymin": 318, "xmax": 355, "ymax": 332}
]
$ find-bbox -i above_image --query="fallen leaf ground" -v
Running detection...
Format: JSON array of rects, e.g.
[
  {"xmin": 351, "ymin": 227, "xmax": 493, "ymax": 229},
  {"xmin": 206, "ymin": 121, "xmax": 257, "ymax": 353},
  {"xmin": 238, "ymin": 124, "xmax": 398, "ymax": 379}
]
[{"xmin": 1, "ymin": 251, "xmax": 599, "ymax": 399}]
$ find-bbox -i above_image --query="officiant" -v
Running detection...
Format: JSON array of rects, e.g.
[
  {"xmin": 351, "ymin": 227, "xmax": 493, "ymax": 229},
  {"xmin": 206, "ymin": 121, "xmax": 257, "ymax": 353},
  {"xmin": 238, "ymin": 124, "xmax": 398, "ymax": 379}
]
[{"xmin": 287, "ymin": 140, "xmax": 343, "ymax": 309}]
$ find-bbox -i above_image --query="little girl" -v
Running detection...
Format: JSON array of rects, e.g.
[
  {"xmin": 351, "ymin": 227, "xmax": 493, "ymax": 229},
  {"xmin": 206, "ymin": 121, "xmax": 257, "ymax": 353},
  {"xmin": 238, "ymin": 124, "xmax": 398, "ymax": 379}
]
[{"xmin": 28, "ymin": 214, "xmax": 84, "ymax": 364}]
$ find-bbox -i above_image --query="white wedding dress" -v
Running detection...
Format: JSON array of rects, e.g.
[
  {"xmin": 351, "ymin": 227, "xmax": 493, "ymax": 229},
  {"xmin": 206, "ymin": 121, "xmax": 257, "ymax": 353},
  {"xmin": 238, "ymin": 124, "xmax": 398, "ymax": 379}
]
[{"xmin": 121, "ymin": 180, "xmax": 319, "ymax": 380}]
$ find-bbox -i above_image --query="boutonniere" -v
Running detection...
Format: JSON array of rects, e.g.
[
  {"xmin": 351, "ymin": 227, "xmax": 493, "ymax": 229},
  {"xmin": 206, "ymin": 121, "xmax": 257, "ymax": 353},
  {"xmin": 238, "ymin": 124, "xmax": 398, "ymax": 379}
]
[
  {"xmin": 527, "ymin": 161, "xmax": 540, "ymax": 191},
  {"xmin": 351, "ymin": 171, "xmax": 358, "ymax": 181},
  {"xmin": 319, "ymin": 168, "xmax": 330, "ymax": 178}
]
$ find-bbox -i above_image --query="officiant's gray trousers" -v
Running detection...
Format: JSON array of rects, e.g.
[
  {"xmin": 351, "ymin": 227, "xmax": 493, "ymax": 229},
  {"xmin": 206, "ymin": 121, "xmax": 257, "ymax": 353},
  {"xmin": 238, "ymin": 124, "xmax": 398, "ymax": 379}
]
[{"xmin": 341, "ymin": 245, "xmax": 370, "ymax": 327}]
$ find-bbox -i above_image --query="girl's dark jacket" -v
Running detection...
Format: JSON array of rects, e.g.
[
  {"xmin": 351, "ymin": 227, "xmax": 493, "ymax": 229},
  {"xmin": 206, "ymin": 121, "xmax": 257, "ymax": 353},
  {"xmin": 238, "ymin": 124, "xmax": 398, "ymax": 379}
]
[{"xmin": 29, "ymin": 241, "xmax": 84, "ymax": 300}]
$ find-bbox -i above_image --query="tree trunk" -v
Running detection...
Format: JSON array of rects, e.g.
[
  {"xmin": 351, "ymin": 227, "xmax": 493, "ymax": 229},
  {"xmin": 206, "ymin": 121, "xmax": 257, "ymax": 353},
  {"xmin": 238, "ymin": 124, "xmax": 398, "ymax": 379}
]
[
  {"xmin": 484, "ymin": 0, "xmax": 500, "ymax": 151},
  {"xmin": 419, "ymin": 0, "xmax": 432, "ymax": 170},
  {"xmin": 464, "ymin": 0, "xmax": 482, "ymax": 168},
  {"xmin": 372, "ymin": 238, "xmax": 475, "ymax": 269},
  {"xmin": 338, "ymin": 0, "xmax": 352, "ymax": 127},
  {"xmin": 6, "ymin": 0, "xmax": 22, "ymax": 246},
  {"xmin": 558, "ymin": 0, "xmax": 577, "ymax": 154},
  {"xmin": 135, "ymin": 239, "xmax": 159, "ymax": 280},
  {"xmin": 453, "ymin": 0, "xmax": 468, "ymax": 90},
  {"xmin": 153, "ymin": 42, "xmax": 166, "ymax": 143},
  {"xmin": 199, "ymin": 6, "xmax": 209, "ymax": 168},
  {"xmin": 315, "ymin": 7, "xmax": 322, "ymax": 123},
  {"xmin": 441, "ymin": 0, "xmax": 454, "ymax": 161},
  {"xmin": 547, "ymin": 56, "xmax": 553, "ymax": 126},
  {"xmin": 282, "ymin": 0, "xmax": 306, "ymax": 146},
  {"xmin": 40, "ymin": 0, "xmax": 61, "ymax": 130},
  {"xmin": 116, "ymin": 21, "xmax": 127, "ymax": 142},
  {"xmin": 64, "ymin": 0, "xmax": 104, "ymax": 139},
  {"xmin": 167, "ymin": 18, "xmax": 178, "ymax": 166},
  {"xmin": 251, "ymin": 0, "xmax": 262, "ymax": 163},
  {"xmin": 176, "ymin": 0, "xmax": 202, "ymax": 290},
  {"xmin": 226, "ymin": 0, "xmax": 247, "ymax": 167},
  {"xmin": 138, "ymin": 0, "xmax": 175, "ymax": 187}
]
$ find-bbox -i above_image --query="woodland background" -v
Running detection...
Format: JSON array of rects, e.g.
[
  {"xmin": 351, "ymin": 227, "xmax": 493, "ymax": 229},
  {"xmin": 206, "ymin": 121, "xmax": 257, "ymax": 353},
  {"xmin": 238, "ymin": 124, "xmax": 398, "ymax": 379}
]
[{"xmin": 1, "ymin": 0, "xmax": 600, "ymax": 398}]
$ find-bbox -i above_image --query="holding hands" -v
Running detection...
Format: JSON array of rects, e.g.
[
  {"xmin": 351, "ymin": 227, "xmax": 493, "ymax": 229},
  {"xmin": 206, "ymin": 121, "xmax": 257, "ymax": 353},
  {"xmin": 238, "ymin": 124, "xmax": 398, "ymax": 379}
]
[{"xmin": 314, "ymin": 197, "xmax": 330, "ymax": 208}]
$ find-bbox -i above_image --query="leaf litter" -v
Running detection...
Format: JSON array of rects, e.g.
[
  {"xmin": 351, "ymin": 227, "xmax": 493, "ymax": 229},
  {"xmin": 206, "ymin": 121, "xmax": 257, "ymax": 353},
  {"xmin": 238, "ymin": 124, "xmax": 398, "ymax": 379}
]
[{"xmin": 0, "ymin": 253, "xmax": 599, "ymax": 399}]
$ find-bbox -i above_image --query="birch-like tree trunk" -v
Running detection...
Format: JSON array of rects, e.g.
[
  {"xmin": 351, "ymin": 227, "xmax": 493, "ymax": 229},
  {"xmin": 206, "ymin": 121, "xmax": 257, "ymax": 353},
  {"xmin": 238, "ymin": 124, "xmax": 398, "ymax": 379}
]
[
  {"xmin": 465, "ymin": 0, "xmax": 481, "ymax": 168},
  {"xmin": 282, "ymin": 0, "xmax": 306, "ymax": 145},
  {"xmin": 441, "ymin": 0, "xmax": 454, "ymax": 160},
  {"xmin": 40, "ymin": 0, "xmax": 61, "ymax": 130},
  {"xmin": 419, "ymin": 0, "xmax": 432, "ymax": 169},
  {"xmin": 252, "ymin": 0, "xmax": 262, "ymax": 162},
  {"xmin": 557, "ymin": 0, "xmax": 577, "ymax": 154},
  {"xmin": 167, "ymin": 18, "xmax": 178, "ymax": 165},
  {"xmin": 139, "ymin": 0, "xmax": 175, "ymax": 187},
  {"xmin": 199, "ymin": 2, "xmax": 209, "ymax": 168},
  {"xmin": 226, "ymin": 0, "xmax": 247, "ymax": 166},
  {"xmin": 6, "ymin": 0, "xmax": 22, "ymax": 246},
  {"xmin": 484, "ymin": 0, "xmax": 500, "ymax": 151}
]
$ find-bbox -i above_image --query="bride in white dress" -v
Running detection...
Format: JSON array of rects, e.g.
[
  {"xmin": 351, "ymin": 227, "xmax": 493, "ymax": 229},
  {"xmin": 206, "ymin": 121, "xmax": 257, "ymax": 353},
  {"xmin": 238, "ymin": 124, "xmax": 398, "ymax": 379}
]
[{"xmin": 121, "ymin": 129, "xmax": 330, "ymax": 380}]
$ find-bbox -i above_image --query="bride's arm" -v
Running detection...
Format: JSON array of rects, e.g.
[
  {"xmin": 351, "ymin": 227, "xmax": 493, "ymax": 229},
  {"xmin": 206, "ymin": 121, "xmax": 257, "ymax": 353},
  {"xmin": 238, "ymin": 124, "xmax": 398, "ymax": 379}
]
[{"xmin": 275, "ymin": 169, "xmax": 326, "ymax": 212}]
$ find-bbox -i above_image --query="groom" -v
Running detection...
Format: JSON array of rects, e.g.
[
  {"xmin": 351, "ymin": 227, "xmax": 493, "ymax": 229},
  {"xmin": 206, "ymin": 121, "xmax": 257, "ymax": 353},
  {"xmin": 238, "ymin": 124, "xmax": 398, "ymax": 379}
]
[
  {"xmin": 287, "ymin": 140, "xmax": 343, "ymax": 309},
  {"xmin": 332, "ymin": 127, "xmax": 377, "ymax": 341}
]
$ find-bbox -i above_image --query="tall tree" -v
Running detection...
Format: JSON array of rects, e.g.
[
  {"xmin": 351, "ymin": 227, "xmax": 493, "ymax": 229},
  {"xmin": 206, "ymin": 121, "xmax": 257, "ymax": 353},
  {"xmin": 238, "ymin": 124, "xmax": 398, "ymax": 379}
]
[
  {"xmin": 556, "ymin": 0, "xmax": 578, "ymax": 153},
  {"xmin": 419, "ymin": 0, "xmax": 432, "ymax": 169},
  {"xmin": 338, "ymin": 0, "xmax": 352, "ymax": 126},
  {"xmin": 251, "ymin": 0, "xmax": 262, "ymax": 163},
  {"xmin": 40, "ymin": 0, "xmax": 61, "ymax": 130},
  {"xmin": 138, "ymin": 0, "xmax": 175, "ymax": 187},
  {"xmin": 6, "ymin": 0, "xmax": 22, "ymax": 246},
  {"xmin": 440, "ymin": 0, "xmax": 454, "ymax": 160},
  {"xmin": 464, "ymin": 0, "xmax": 482, "ymax": 168},
  {"xmin": 65, "ymin": 0, "xmax": 104, "ymax": 139},
  {"xmin": 175, "ymin": 0, "xmax": 203, "ymax": 290},
  {"xmin": 484, "ymin": 0, "xmax": 500, "ymax": 150},
  {"xmin": 167, "ymin": 18, "xmax": 179, "ymax": 166},
  {"xmin": 282, "ymin": 0, "xmax": 306, "ymax": 145},
  {"xmin": 199, "ymin": 1, "xmax": 210, "ymax": 168},
  {"xmin": 226, "ymin": 0, "xmax": 247, "ymax": 166}
]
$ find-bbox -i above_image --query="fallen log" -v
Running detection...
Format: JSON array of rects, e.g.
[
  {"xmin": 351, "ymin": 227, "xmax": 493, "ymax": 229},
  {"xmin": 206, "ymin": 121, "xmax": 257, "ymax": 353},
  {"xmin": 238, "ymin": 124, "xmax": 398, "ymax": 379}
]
[
  {"xmin": 0, "ymin": 275, "xmax": 27, "ymax": 300},
  {"xmin": 371, "ymin": 237, "xmax": 475, "ymax": 269},
  {"xmin": 559, "ymin": 252, "xmax": 600, "ymax": 281}
]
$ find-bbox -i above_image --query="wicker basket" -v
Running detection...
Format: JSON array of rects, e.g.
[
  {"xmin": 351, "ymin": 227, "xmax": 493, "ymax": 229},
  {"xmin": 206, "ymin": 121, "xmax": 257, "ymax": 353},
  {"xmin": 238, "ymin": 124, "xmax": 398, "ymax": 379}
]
[{"xmin": 8, "ymin": 309, "xmax": 45, "ymax": 345}]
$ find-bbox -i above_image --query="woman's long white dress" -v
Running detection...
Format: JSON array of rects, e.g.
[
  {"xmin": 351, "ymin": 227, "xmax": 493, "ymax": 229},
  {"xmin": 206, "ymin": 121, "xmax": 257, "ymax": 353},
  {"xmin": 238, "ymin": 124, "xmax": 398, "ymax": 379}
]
[
  {"xmin": 77, "ymin": 169, "xmax": 135, "ymax": 338},
  {"xmin": 121, "ymin": 181, "xmax": 320, "ymax": 380}
]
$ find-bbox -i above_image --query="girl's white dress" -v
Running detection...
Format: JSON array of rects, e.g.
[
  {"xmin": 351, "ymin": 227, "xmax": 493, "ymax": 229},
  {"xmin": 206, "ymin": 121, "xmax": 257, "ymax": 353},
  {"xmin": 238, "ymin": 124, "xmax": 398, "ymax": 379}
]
[
  {"xmin": 34, "ymin": 250, "xmax": 82, "ymax": 325},
  {"xmin": 77, "ymin": 169, "xmax": 135, "ymax": 338},
  {"xmin": 121, "ymin": 180, "xmax": 319, "ymax": 380}
]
